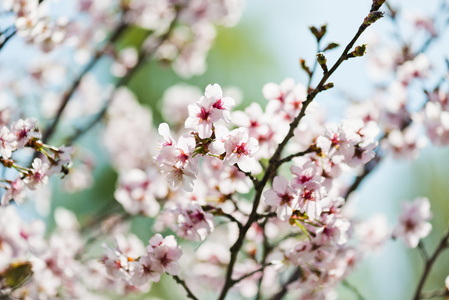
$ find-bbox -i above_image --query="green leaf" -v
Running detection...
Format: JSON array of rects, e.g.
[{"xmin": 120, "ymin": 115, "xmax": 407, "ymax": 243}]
[{"xmin": 1, "ymin": 261, "xmax": 33, "ymax": 290}]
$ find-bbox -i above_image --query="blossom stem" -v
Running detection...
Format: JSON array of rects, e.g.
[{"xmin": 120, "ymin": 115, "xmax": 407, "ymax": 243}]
[{"xmin": 413, "ymin": 226, "xmax": 449, "ymax": 300}]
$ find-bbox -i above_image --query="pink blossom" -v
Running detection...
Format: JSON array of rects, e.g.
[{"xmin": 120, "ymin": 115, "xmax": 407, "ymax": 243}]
[
  {"xmin": 114, "ymin": 169, "xmax": 161, "ymax": 216},
  {"xmin": 1, "ymin": 178, "xmax": 26, "ymax": 205},
  {"xmin": 316, "ymin": 123, "xmax": 361, "ymax": 164},
  {"xmin": 223, "ymin": 128, "xmax": 261, "ymax": 173},
  {"xmin": 0, "ymin": 126, "xmax": 17, "ymax": 158},
  {"xmin": 393, "ymin": 197, "xmax": 432, "ymax": 248},
  {"xmin": 155, "ymin": 133, "xmax": 198, "ymax": 192},
  {"xmin": 172, "ymin": 202, "xmax": 214, "ymax": 242},
  {"xmin": 129, "ymin": 255, "xmax": 163, "ymax": 286},
  {"xmin": 24, "ymin": 158, "xmax": 50, "ymax": 190},
  {"xmin": 185, "ymin": 83, "xmax": 235, "ymax": 139},
  {"xmin": 264, "ymin": 176, "xmax": 298, "ymax": 221},
  {"xmin": 11, "ymin": 118, "xmax": 41, "ymax": 149},
  {"xmin": 149, "ymin": 234, "xmax": 182, "ymax": 276},
  {"xmin": 297, "ymin": 181, "xmax": 326, "ymax": 220}
]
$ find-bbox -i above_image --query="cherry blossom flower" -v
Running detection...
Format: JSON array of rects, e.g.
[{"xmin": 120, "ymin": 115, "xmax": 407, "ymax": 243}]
[
  {"xmin": 0, "ymin": 126, "xmax": 17, "ymax": 158},
  {"xmin": 393, "ymin": 197, "xmax": 432, "ymax": 248},
  {"xmin": 129, "ymin": 255, "xmax": 163, "ymax": 286},
  {"xmin": 101, "ymin": 244, "xmax": 131, "ymax": 281},
  {"xmin": 264, "ymin": 176, "xmax": 298, "ymax": 221},
  {"xmin": 1, "ymin": 178, "xmax": 26, "ymax": 205},
  {"xmin": 10, "ymin": 118, "xmax": 41, "ymax": 149},
  {"xmin": 297, "ymin": 181, "xmax": 326, "ymax": 220},
  {"xmin": 172, "ymin": 202, "xmax": 214, "ymax": 242},
  {"xmin": 24, "ymin": 158, "xmax": 50, "ymax": 190},
  {"xmin": 148, "ymin": 234, "xmax": 182, "ymax": 276},
  {"xmin": 114, "ymin": 169, "xmax": 163, "ymax": 216},
  {"xmin": 316, "ymin": 123, "xmax": 361, "ymax": 164},
  {"xmin": 185, "ymin": 83, "xmax": 235, "ymax": 139},
  {"xmin": 223, "ymin": 128, "xmax": 261, "ymax": 173},
  {"xmin": 155, "ymin": 134, "xmax": 198, "ymax": 191}
]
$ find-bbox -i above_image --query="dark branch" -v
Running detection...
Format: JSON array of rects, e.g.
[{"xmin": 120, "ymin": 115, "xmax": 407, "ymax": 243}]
[
  {"xmin": 172, "ymin": 276, "xmax": 200, "ymax": 300},
  {"xmin": 216, "ymin": 8, "xmax": 383, "ymax": 300},
  {"xmin": 41, "ymin": 22, "xmax": 128, "ymax": 144},
  {"xmin": 413, "ymin": 227, "xmax": 449, "ymax": 300}
]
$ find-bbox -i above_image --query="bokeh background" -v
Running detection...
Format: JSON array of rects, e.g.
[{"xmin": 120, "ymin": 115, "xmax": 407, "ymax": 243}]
[{"xmin": 4, "ymin": 0, "xmax": 449, "ymax": 299}]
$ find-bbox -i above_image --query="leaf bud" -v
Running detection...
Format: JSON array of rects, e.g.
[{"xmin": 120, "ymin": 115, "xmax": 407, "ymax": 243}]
[
  {"xmin": 316, "ymin": 52, "xmax": 328, "ymax": 73},
  {"xmin": 323, "ymin": 42, "xmax": 339, "ymax": 51},
  {"xmin": 363, "ymin": 11, "xmax": 384, "ymax": 27}
]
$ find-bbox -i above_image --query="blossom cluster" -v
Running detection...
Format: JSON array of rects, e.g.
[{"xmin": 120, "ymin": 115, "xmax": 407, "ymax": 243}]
[
  {"xmin": 101, "ymin": 234, "xmax": 182, "ymax": 287},
  {"xmin": 0, "ymin": 118, "xmax": 72, "ymax": 206}
]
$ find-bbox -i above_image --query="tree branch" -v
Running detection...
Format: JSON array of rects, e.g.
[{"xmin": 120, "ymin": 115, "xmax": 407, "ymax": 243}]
[
  {"xmin": 413, "ymin": 226, "xmax": 449, "ymax": 300},
  {"xmin": 216, "ymin": 8, "xmax": 383, "ymax": 300},
  {"xmin": 172, "ymin": 275, "xmax": 200, "ymax": 300},
  {"xmin": 269, "ymin": 267, "xmax": 302, "ymax": 300},
  {"xmin": 420, "ymin": 288, "xmax": 449, "ymax": 299},
  {"xmin": 41, "ymin": 22, "xmax": 128, "ymax": 144},
  {"xmin": 64, "ymin": 11, "xmax": 180, "ymax": 145}
]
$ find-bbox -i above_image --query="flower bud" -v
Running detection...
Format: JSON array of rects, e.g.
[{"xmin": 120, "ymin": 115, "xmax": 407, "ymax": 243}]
[
  {"xmin": 322, "ymin": 82, "xmax": 334, "ymax": 90},
  {"xmin": 323, "ymin": 42, "xmax": 339, "ymax": 51},
  {"xmin": 363, "ymin": 11, "xmax": 384, "ymax": 27},
  {"xmin": 347, "ymin": 44, "xmax": 367, "ymax": 58},
  {"xmin": 316, "ymin": 52, "xmax": 328, "ymax": 73},
  {"xmin": 299, "ymin": 59, "xmax": 312, "ymax": 76}
]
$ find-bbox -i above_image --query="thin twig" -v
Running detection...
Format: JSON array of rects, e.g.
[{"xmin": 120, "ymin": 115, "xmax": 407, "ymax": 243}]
[
  {"xmin": 255, "ymin": 219, "xmax": 271, "ymax": 300},
  {"xmin": 418, "ymin": 241, "xmax": 429, "ymax": 262},
  {"xmin": 277, "ymin": 147, "xmax": 315, "ymax": 166},
  {"xmin": 420, "ymin": 288, "xmax": 449, "ymax": 299},
  {"xmin": 342, "ymin": 280, "xmax": 366, "ymax": 300},
  {"xmin": 413, "ymin": 226, "xmax": 449, "ymax": 300},
  {"xmin": 41, "ymin": 22, "xmax": 128, "ymax": 144},
  {"xmin": 270, "ymin": 267, "xmax": 302, "ymax": 300},
  {"xmin": 206, "ymin": 207, "xmax": 243, "ymax": 231},
  {"xmin": 234, "ymin": 164, "xmax": 258, "ymax": 185},
  {"xmin": 233, "ymin": 263, "xmax": 273, "ymax": 284},
  {"xmin": 0, "ymin": 29, "xmax": 16, "ymax": 51},
  {"xmin": 172, "ymin": 275, "xmax": 200, "ymax": 300},
  {"xmin": 64, "ymin": 11, "xmax": 180, "ymax": 145}
]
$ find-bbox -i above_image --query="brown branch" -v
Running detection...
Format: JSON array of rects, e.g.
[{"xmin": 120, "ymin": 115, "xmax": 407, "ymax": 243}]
[
  {"xmin": 420, "ymin": 288, "xmax": 449, "ymax": 299},
  {"xmin": 270, "ymin": 267, "xmax": 302, "ymax": 300},
  {"xmin": 233, "ymin": 263, "xmax": 272, "ymax": 285},
  {"xmin": 64, "ymin": 11, "xmax": 180, "ymax": 145},
  {"xmin": 216, "ymin": 8, "xmax": 383, "ymax": 300},
  {"xmin": 277, "ymin": 147, "xmax": 315, "ymax": 166},
  {"xmin": 234, "ymin": 164, "xmax": 258, "ymax": 185},
  {"xmin": 0, "ymin": 28, "xmax": 16, "ymax": 51},
  {"xmin": 413, "ymin": 226, "xmax": 449, "ymax": 300},
  {"xmin": 172, "ymin": 275, "xmax": 200, "ymax": 300},
  {"xmin": 40, "ymin": 22, "xmax": 128, "ymax": 144},
  {"xmin": 255, "ymin": 219, "xmax": 271, "ymax": 300},
  {"xmin": 344, "ymin": 153, "xmax": 381, "ymax": 200}
]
